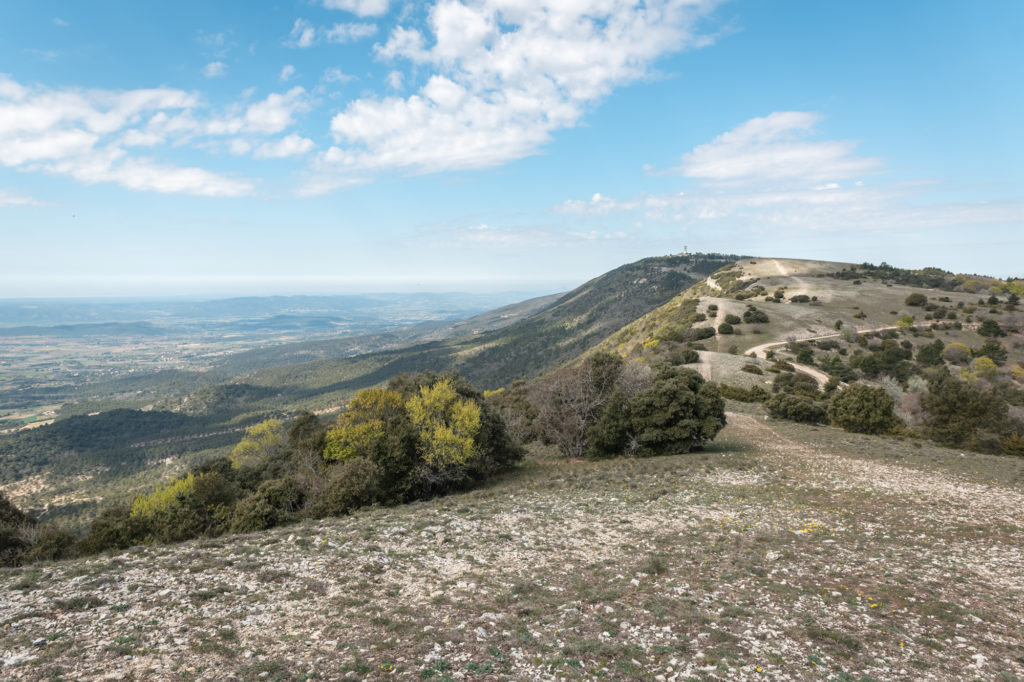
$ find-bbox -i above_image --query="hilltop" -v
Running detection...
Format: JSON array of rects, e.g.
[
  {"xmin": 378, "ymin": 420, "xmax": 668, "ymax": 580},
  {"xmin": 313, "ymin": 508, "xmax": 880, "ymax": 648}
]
[{"xmin": 600, "ymin": 257, "xmax": 1023, "ymax": 390}]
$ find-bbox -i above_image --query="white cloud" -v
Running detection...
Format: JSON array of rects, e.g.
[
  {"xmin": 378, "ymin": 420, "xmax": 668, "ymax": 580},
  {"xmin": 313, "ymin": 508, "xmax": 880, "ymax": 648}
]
[
  {"xmin": 0, "ymin": 129, "xmax": 98, "ymax": 165},
  {"xmin": 202, "ymin": 61, "xmax": 228, "ymax": 78},
  {"xmin": 52, "ymin": 155, "xmax": 253, "ymax": 197},
  {"xmin": 287, "ymin": 19, "xmax": 317, "ymax": 48},
  {"xmin": 323, "ymin": 0, "xmax": 390, "ymax": 17},
  {"xmin": 240, "ymin": 87, "xmax": 309, "ymax": 134},
  {"xmin": 254, "ymin": 134, "xmax": 316, "ymax": 159},
  {"xmin": 280, "ymin": 65, "xmax": 296, "ymax": 81},
  {"xmin": 323, "ymin": 67, "xmax": 353, "ymax": 83},
  {"xmin": 206, "ymin": 87, "xmax": 310, "ymax": 136},
  {"xmin": 326, "ymin": 22, "xmax": 378, "ymax": 43},
  {"xmin": 386, "ymin": 70, "xmax": 403, "ymax": 90},
  {"xmin": 228, "ymin": 139, "xmax": 252, "ymax": 156},
  {"xmin": 53, "ymin": 17, "xmax": 69, "ymax": 27},
  {"xmin": 556, "ymin": 112, "xmax": 1024, "ymax": 234},
  {"xmin": 0, "ymin": 75, "xmax": 257, "ymax": 197},
  {"xmin": 0, "ymin": 189, "xmax": 41, "ymax": 207},
  {"xmin": 288, "ymin": 19, "xmax": 377, "ymax": 48},
  {"xmin": 557, "ymin": 192, "xmax": 637, "ymax": 215},
  {"xmin": 454, "ymin": 223, "xmax": 559, "ymax": 248},
  {"xmin": 316, "ymin": 0, "xmax": 721, "ymax": 184},
  {"xmin": 677, "ymin": 111, "xmax": 881, "ymax": 184}
]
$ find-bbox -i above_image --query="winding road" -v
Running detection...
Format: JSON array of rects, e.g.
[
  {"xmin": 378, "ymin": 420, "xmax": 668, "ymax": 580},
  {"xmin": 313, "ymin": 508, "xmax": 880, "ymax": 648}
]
[{"xmin": 745, "ymin": 325, "xmax": 902, "ymax": 387}]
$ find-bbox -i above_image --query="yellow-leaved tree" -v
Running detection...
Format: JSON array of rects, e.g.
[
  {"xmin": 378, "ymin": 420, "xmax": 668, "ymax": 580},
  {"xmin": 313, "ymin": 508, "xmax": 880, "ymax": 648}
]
[
  {"xmin": 130, "ymin": 473, "xmax": 196, "ymax": 518},
  {"xmin": 406, "ymin": 378, "xmax": 481, "ymax": 468},
  {"xmin": 230, "ymin": 419, "xmax": 284, "ymax": 469},
  {"xmin": 324, "ymin": 388, "xmax": 405, "ymax": 461}
]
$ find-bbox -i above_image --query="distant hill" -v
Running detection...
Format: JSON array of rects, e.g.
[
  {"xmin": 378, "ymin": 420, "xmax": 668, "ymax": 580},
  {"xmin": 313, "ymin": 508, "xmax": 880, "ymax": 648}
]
[
  {"xmin": 176, "ymin": 252, "xmax": 743, "ymax": 415},
  {"xmin": 0, "ymin": 321, "xmax": 167, "ymax": 337}
]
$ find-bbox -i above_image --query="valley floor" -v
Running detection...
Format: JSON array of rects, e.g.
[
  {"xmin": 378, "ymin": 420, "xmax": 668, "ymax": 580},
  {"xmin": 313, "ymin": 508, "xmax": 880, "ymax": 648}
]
[{"xmin": 3, "ymin": 412, "xmax": 1023, "ymax": 681}]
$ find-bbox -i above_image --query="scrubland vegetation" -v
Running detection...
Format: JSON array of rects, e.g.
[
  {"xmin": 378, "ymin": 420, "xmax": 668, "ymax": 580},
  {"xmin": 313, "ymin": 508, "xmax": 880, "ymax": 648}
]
[{"xmin": 2, "ymin": 254, "xmax": 1024, "ymax": 679}]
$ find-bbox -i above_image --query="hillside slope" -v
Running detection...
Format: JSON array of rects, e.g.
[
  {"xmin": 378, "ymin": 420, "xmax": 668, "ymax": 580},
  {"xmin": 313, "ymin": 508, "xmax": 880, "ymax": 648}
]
[
  {"xmin": 156, "ymin": 252, "xmax": 741, "ymax": 417},
  {"xmin": 601, "ymin": 257, "xmax": 1024, "ymax": 389},
  {"xmin": 3, "ymin": 415, "xmax": 1022, "ymax": 680},
  {"xmin": 0, "ymin": 253, "xmax": 739, "ymax": 516}
]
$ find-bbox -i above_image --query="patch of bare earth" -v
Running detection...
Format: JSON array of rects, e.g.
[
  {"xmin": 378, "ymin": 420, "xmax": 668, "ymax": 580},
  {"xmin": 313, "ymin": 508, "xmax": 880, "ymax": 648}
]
[{"xmin": 3, "ymin": 414, "xmax": 1023, "ymax": 680}]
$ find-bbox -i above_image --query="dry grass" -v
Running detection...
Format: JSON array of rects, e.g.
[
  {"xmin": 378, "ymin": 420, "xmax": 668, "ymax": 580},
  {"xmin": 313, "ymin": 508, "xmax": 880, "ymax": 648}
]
[{"xmin": 2, "ymin": 413, "xmax": 1023, "ymax": 680}]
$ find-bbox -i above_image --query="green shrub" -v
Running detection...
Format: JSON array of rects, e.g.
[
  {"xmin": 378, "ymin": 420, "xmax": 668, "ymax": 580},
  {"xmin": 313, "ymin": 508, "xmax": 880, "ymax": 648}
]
[
  {"xmin": 904, "ymin": 293, "xmax": 928, "ymax": 306},
  {"xmin": 254, "ymin": 477, "xmax": 305, "ymax": 514},
  {"xmin": 740, "ymin": 364, "xmax": 763, "ymax": 375},
  {"xmin": 1003, "ymin": 433, "xmax": 1024, "ymax": 457},
  {"xmin": 827, "ymin": 383, "xmax": 898, "ymax": 434},
  {"xmin": 78, "ymin": 506, "xmax": 150, "ymax": 554},
  {"xmin": 773, "ymin": 371, "xmax": 820, "ymax": 398},
  {"xmin": 317, "ymin": 457, "xmax": 381, "ymax": 517},
  {"xmin": 21, "ymin": 523, "xmax": 78, "ymax": 563},
  {"xmin": 724, "ymin": 314, "xmax": 741, "ymax": 325},
  {"xmin": 975, "ymin": 340, "xmax": 1008, "ymax": 365},
  {"xmin": 288, "ymin": 412, "xmax": 327, "ymax": 455},
  {"xmin": 742, "ymin": 308, "xmax": 770, "ymax": 324},
  {"xmin": 1, "ymin": 492, "xmax": 34, "ymax": 566},
  {"xmin": 626, "ymin": 369, "xmax": 726, "ymax": 457},
  {"xmin": 717, "ymin": 322, "xmax": 734, "ymax": 335},
  {"xmin": 789, "ymin": 295, "xmax": 811, "ymax": 303},
  {"xmin": 916, "ymin": 339, "xmax": 945, "ymax": 366},
  {"xmin": 229, "ymin": 495, "xmax": 282, "ymax": 534},
  {"xmin": 668, "ymin": 348, "xmax": 700, "ymax": 365},
  {"xmin": 765, "ymin": 394, "xmax": 827, "ymax": 423},
  {"xmin": 585, "ymin": 391, "xmax": 632, "ymax": 459},
  {"xmin": 685, "ymin": 327, "xmax": 716, "ymax": 342},
  {"xmin": 978, "ymin": 319, "xmax": 1006, "ymax": 337},
  {"xmin": 942, "ymin": 342, "xmax": 971, "ymax": 364},
  {"xmin": 717, "ymin": 384, "xmax": 769, "ymax": 402},
  {"xmin": 922, "ymin": 374, "xmax": 1008, "ymax": 449},
  {"xmin": 586, "ymin": 368, "xmax": 726, "ymax": 459}
]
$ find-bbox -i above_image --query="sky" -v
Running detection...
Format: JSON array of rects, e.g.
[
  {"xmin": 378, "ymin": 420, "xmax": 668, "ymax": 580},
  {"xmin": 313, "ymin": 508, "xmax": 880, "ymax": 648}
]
[{"xmin": 1, "ymin": 0, "xmax": 1022, "ymax": 298}]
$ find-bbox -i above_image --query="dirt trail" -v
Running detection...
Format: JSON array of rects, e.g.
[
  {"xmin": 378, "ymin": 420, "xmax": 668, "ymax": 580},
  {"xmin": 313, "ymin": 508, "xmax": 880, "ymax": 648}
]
[
  {"xmin": 745, "ymin": 326, "xmax": 899, "ymax": 388},
  {"xmin": 747, "ymin": 325, "xmax": 901, "ymax": 360}
]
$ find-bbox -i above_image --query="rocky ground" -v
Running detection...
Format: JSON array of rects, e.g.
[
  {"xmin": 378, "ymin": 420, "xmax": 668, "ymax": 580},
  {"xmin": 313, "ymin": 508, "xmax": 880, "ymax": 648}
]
[{"xmin": 3, "ymin": 411, "xmax": 1023, "ymax": 681}]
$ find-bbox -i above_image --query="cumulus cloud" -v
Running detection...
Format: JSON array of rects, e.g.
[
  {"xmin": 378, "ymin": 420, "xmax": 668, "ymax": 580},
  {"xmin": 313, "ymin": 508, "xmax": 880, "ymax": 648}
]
[
  {"xmin": 323, "ymin": 0, "xmax": 390, "ymax": 17},
  {"xmin": 315, "ymin": 0, "xmax": 721, "ymax": 185},
  {"xmin": 280, "ymin": 65, "xmax": 296, "ymax": 81},
  {"xmin": 0, "ymin": 75, "xmax": 317, "ymax": 197},
  {"xmin": 202, "ymin": 61, "xmax": 228, "ymax": 78},
  {"xmin": 206, "ymin": 87, "xmax": 311, "ymax": 136},
  {"xmin": 254, "ymin": 134, "xmax": 316, "ymax": 158}
]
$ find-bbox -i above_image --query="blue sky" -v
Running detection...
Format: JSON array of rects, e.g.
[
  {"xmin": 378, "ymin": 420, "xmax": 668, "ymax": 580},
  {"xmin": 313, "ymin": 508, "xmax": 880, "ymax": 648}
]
[{"xmin": 1, "ymin": 0, "xmax": 1021, "ymax": 297}]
